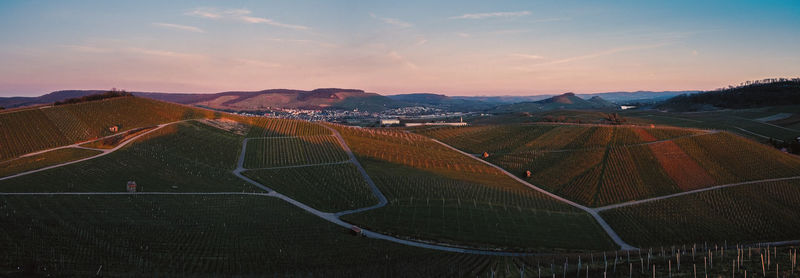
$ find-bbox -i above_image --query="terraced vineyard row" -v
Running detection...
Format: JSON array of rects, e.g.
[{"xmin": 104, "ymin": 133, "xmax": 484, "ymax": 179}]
[
  {"xmin": 0, "ymin": 194, "xmax": 495, "ymax": 277},
  {"xmin": 417, "ymin": 124, "xmax": 703, "ymax": 154},
  {"xmin": 0, "ymin": 122, "xmax": 251, "ymax": 193},
  {"xmin": 243, "ymin": 163, "xmax": 378, "ymax": 212},
  {"xmin": 244, "ymin": 117, "xmax": 331, "ymax": 137},
  {"xmin": 330, "ymin": 124, "xmax": 617, "ymax": 251},
  {"xmin": 427, "ymin": 123, "xmax": 800, "ymax": 207},
  {"xmin": 0, "ymin": 97, "xmax": 216, "ymax": 160},
  {"xmin": 601, "ymin": 179, "xmax": 800, "ymax": 246},
  {"xmin": 0, "ymin": 148, "xmax": 102, "ymax": 178},
  {"xmin": 243, "ymin": 136, "xmax": 349, "ymax": 168}
]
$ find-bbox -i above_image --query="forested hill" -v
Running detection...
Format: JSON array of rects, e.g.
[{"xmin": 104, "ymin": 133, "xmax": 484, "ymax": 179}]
[{"xmin": 658, "ymin": 78, "xmax": 800, "ymax": 111}]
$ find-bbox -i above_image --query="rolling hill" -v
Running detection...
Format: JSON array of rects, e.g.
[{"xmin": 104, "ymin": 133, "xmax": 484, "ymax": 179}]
[
  {"xmin": 657, "ymin": 78, "xmax": 800, "ymax": 111},
  {"xmin": 491, "ymin": 93, "xmax": 620, "ymax": 112}
]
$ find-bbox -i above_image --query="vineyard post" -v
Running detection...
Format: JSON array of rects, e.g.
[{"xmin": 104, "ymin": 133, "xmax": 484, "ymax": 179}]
[
  {"xmin": 576, "ymin": 257, "xmax": 581, "ymax": 278},
  {"xmin": 694, "ymin": 264, "xmax": 697, "ymax": 278},
  {"xmin": 586, "ymin": 265, "xmax": 588, "ymax": 278},
  {"xmin": 630, "ymin": 263, "xmax": 632, "ymax": 278},
  {"xmin": 669, "ymin": 260, "xmax": 672, "ymax": 278},
  {"xmin": 653, "ymin": 264, "xmax": 655, "ymax": 278},
  {"xmin": 641, "ymin": 258, "xmax": 644, "ymax": 274},
  {"xmin": 761, "ymin": 253, "xmax": 765, "ymax": 277}
]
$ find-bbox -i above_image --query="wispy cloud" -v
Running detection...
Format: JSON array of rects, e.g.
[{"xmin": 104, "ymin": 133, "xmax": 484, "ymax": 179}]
[
  {"xmin": 186, "ymin": 7, "xmax": 309, "ymax": 30},
  {"xmin": 519, "ymin": 43, "xmax": 669, "ymax": 69},
  {"xmin": 449, "ymin": 11, "xmax": 530, "ymax": 20},
  {"xmin": 152, "ymin": 22, "xmax": 204, "ymax": 33},
  {"xmin": 125, "ymin": 47, "xmax": 205, "ymax": 60},
  {"xmin": 265, "ymin": 38, "xmax": 337, "ymax": 48},
  {"xmin": 234, "ymin": 58, "xmax": 282, "ymax": 68},
  {"xmin": 61, "ymin": 44, "xmax": 113, "ymax": 53},
  {"xmin": 369, "ymin": 13, "xmax": 412, "ymax": 28},
  {"xmin": 511, "ymin": 53, "xmax": 545, "ymax": 60},
  {"xmin": 388, "ymin": 51, "xmax": 417, "ymax": 69}
]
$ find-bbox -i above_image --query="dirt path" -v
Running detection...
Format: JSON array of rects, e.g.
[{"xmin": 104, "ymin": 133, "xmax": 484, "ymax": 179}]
[
  {"xmin": 0, "ymin": 120, "xmax": 186, "ymax": 181},
  {"xmin": 431, "ymin": 138, "xmax": 637, "ymax": 251},
  {"xmin": 594, "ymin": 176, "xmax": 800, "ymax": 211}
]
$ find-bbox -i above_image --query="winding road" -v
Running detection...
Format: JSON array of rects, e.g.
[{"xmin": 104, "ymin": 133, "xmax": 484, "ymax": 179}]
[{"xmin": 4, "ymin": 118, "xmax": 799, "ymax": 256}]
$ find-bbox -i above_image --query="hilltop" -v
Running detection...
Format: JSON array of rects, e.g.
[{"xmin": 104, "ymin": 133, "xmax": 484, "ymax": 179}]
[{"xmin": 491, "ymin": 93, "xmax": 620, "ymax": 112}]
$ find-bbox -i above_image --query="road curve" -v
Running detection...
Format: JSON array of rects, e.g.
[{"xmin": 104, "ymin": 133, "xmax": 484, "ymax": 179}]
[
  {"xmin": 429, "ymin": 138, "xmax": 637, "ymax": 251},
  {"xmin": 232, "ymin": 125, "xmax": 549, "ymax": 256}
]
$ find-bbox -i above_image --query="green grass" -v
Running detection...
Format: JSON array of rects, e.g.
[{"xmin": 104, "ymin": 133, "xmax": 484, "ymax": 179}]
[
  {"xmin": 0, "ymin": 148, "xmax": 102, "ymax": 178},
  {"xmin": 243, "ymin": 163, "xmax": 379, "ymax": 212},
  {"xmin": 0, "ymin": 194, "xmax": 494, "ymax": 277},
  {"xmin": 242, "ymin": 136, "xmax": 349, "ymax": 168},
  {"xmin": 600, "ymin": 179, "xmax": 800, "ymax": 247},
  {"xmin": 0, "ymin": 96, "xmax": 216, "ymax": 160},
  {"xmin": 0, "ymin": 121, "xmax": 252, "ymax": 192}
]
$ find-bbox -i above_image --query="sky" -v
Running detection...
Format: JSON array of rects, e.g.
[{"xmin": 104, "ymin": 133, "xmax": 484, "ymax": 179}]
[{"xmin": 0, "ymin": 0, "xmax": 799, "ymax": 97}]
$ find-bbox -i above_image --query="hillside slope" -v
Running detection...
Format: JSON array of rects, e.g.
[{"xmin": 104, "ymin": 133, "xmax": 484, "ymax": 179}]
[
  {"xmin": 492, "ymin": 93, "xmax": 619, "ymax": 112},
  {"xmin": 658, "ymin": 78, "xmax": 800, "ymax": 111},
  {"xmin": 0, "ymin": 96, "xmax": 216, "ymax": 160}
]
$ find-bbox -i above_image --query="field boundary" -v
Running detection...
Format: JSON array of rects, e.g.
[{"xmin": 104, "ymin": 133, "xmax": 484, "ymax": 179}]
[
  {"xmin": 594, "ymin": 175, "xmax": 800, "ymax": 211},
  {"xmin": 0, "ymin": 120, "xmax": 188, "ymax": 181},
  {"xmin": 229, "ymin": 123, "xmax": 576, "ymax": 256},
  {"xmin": 429, "ymin": 138, "xmax": 637, "ymax": 250}
]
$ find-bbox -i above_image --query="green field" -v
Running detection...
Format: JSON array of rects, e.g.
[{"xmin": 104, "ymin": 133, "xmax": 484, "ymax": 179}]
[
  {"xmin": 0, "ymin": 121, "xmax": 251, "ymax": 192},
  {"xmin": 331, "ymin": 124, "xmax": 616, "ymax": 251},
  {"xmin": 0, "ymin": 194, "xmax": 497, "ymax": 277},
  {"xmin": 0, "ymin": 148, "xmax": 102, "ymax": 177},
  {"xmin": 242, "ymin": 136, "xmax": 349, "ymax": 168},
  {"xmin": 243, "ymin": 163, "xmax": 379, "ymax": 212},
  {"xmin": 601, "ymin": 179, "xmax": 800, "ymax": 247}
]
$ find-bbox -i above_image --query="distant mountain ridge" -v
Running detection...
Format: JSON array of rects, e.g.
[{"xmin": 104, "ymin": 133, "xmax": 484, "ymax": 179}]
[
  {"xmin": 1, "ymin": 88, "xmax": 699, "ymax": 112},
  {"xmin": 491, "ymin": 93, "xmax": 620, "ymax": 112}
]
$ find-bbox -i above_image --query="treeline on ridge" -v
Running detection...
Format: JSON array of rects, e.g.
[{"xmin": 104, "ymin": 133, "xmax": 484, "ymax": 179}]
[
  {"xmin": 658, "ymin": 78, "xmax": 800, "ymax": 111},
  {"xmin": 54, "ymin": 89, "xmax": 132, "ymax": 106}
]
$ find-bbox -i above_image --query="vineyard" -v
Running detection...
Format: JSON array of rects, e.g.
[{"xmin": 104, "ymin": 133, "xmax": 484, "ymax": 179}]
[
  {"xmin": 0, "ymin": 148, "xmax": 102, "ymax": 177},
  {"xmin": 0, "ymin": 122, "xmax": 252, "ymax": 193},
  {"xmin": 329, "ymin": 124, "xmax": 616, "ymax": 251},
  {"xmin": 242, "ymin": 136, "xmax": 349, "ymax": 168},
  {"xmin": 243, "ymin": 163, "xmax": 379, "ymax": 212},
  {"xmin": 0, "ymin": 96, "xmax": 216, "ymax": 161},
  {"xmin": 421, "ymin": 123, "xmax": 800, "ymax": 207},
  {"xmin": 416, "ymin": 124, "xmax": 703, "ymax": 154},
  {"xmin": 600, "ymin": 179, "xmax": 800, "ymax": 247},
  {"xmin": 0, "ymin": 194, "xmax": 496, "ymax": 277},
  {"xmin": 244, "ymin": 117, "xmax": 331, "ymax": 137}
]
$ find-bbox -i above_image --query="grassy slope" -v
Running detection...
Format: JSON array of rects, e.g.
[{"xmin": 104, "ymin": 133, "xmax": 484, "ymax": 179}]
[
  {"xmin": 600, "ymin": 179, "xmax": 800, "ymax": 247},
  {"xmin": 0, "ymin": 96, "xmax": 216, "ymax": 160},
  {"xmin": 0, "ymin": 122, "xmax": 251, "ymax": 192},
  {"xmin": 331, "ymin": 124, "xmax": 616, "ymax": 251},
  {"xmin": 0, "ymin": 148, "xmax": 102, "ymax": 177},
  {"xmin": 0, "ymin": 195, "xmax": 494, "ymax": 277},
  {"xmin": 243, "ymin": 163, "xmax": 379, "ymax": 212}
]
